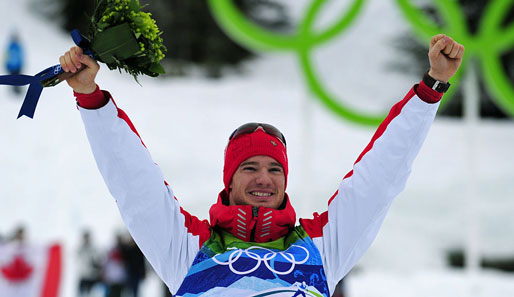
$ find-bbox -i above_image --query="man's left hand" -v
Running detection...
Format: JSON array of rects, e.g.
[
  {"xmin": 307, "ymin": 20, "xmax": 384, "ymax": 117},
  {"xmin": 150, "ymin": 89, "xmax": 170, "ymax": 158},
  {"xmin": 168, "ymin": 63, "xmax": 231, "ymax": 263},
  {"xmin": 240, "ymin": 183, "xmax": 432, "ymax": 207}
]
[{"xmin": 428, "ymin": 34, "xmax": 465, "ymax": 83}]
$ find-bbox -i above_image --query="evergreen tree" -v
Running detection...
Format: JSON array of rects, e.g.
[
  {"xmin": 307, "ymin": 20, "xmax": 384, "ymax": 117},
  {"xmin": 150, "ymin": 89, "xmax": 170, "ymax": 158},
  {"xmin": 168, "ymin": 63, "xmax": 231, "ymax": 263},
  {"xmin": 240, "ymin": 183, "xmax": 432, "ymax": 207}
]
[
  {"xmin": 140, "ymin": 0, "xmax": 289, "ymax": 77},
  {"xmin": 52, "ymin": 0, "xmax": 95, "ymax": 34},
  {"xmin": 390, "ymin": 0, "xmax": 514, "ymax": 118}
]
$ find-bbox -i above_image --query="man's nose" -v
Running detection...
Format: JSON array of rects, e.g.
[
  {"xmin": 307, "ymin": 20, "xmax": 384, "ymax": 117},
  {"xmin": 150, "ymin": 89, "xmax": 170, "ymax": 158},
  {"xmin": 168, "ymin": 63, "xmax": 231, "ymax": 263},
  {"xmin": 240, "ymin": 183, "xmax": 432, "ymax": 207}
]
[{"xmin": 255, "ymin": 169, "xmax": 272, "ymax": 185}]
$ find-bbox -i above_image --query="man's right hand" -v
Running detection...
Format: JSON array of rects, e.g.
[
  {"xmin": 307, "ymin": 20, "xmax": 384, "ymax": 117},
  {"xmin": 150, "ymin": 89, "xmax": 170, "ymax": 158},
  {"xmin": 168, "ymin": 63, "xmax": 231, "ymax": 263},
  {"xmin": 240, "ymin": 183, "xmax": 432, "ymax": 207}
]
[
  {"xmin": 59, "ymin": 46, "xmax": 100, "ymax": 94},
  {"xmin": 427, "ymin": 34, "xmax": 465, "ymax": 83}
]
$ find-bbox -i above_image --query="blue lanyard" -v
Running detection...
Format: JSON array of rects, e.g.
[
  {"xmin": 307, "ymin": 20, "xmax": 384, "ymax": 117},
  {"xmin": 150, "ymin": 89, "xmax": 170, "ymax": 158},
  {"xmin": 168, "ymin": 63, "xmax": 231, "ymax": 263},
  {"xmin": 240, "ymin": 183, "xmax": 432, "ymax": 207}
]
[{"xmin": 0, "ymin": 30, "xmax": 95, "ymax": 119}]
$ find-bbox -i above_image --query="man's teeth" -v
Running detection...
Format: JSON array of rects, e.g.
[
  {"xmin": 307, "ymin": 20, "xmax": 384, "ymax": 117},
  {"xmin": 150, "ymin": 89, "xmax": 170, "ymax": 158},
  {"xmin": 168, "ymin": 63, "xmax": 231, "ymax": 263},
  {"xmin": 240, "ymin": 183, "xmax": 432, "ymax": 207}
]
[{"xmin": 250, "ymin": 192, "xmax": 272, "ymax": 197}]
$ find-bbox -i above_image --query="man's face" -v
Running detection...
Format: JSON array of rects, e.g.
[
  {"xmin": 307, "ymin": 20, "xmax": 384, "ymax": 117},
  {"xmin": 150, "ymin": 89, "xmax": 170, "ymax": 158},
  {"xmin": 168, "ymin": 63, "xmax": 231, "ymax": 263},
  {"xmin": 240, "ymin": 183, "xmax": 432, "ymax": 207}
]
[{"xmin": 228, "ymin": 155, "xmax": 285, "ymax": 209}]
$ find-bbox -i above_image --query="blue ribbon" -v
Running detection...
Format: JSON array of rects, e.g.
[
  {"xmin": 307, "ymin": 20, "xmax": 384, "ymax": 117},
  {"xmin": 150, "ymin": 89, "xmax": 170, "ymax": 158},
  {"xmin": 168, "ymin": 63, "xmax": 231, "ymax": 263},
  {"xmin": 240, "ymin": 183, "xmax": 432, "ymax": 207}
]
[
  {"xmin": 0, "ymin": 29, "xmax": 94, "ymax": 119},
  {"xmin": 0, "ymin": 65, "xmax": 62, "ymax": 118}
]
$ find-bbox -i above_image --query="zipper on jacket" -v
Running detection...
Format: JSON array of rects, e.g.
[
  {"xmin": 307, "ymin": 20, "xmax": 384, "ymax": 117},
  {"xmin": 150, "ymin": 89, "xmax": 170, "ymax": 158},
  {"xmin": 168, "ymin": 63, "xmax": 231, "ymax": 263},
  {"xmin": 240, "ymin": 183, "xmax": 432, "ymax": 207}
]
[{"xmin": 249, "ymin": 206, "xmax": 259, "ymax": 241}]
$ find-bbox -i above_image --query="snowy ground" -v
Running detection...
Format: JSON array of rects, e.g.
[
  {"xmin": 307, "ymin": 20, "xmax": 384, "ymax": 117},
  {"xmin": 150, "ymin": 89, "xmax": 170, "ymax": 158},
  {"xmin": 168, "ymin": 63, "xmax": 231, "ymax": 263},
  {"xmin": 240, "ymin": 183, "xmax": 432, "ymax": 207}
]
[{"xmin": 1, "ymin": 0, "xmax": 514, "ymax": 296}]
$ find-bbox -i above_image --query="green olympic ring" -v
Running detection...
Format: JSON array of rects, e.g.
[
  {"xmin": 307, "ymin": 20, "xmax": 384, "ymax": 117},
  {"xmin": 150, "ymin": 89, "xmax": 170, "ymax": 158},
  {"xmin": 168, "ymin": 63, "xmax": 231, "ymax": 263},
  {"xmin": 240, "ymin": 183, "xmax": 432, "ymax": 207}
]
[
  {"xmin": 396, "ymin": 0, "xmax": 514, "ymax": 116},
  {"xmin": 209, "ymin": 0, "xmax": 514, "ymax": 125},
  {"xmin": 208, "ymin": 0, "xmax": 388, "ymax": 126}
]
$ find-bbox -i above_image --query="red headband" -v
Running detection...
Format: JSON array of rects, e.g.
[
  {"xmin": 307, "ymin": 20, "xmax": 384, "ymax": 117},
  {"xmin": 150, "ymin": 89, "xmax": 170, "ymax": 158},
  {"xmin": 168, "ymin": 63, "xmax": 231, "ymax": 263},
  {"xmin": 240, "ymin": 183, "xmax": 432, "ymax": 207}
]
[{"xmin": 223, "ymin": 129, "xmax": 288, "ymax": 194}]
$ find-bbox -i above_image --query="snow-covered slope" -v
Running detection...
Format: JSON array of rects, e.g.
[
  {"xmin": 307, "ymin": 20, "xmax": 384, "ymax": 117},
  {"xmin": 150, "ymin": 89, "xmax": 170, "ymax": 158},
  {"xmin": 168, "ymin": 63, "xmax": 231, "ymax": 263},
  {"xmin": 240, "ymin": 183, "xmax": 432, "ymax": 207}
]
[{"xmin": 1, "ymin": 0, "xmax": 513, "ymax": 296}]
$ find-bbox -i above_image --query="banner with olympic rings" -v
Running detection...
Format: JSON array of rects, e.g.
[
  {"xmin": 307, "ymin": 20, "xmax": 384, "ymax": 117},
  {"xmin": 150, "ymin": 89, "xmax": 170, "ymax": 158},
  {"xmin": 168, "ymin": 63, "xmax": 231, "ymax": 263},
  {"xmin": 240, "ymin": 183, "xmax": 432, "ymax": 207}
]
[{"xmin": 208, "ymin": 0, "xmax": 514, "ymax": 126}]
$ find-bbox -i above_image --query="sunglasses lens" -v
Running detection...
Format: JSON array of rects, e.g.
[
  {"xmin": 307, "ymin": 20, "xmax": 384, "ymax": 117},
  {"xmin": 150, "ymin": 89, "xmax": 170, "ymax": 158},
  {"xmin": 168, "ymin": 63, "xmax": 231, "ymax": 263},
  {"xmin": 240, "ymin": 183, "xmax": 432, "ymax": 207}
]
[
  {"xmin": 229, "ymin": 123, "xmax": 259, "ymax": 139},
  {"xmin": 229, "ymin": 123, "xmax": 286, "ymax": 146}
]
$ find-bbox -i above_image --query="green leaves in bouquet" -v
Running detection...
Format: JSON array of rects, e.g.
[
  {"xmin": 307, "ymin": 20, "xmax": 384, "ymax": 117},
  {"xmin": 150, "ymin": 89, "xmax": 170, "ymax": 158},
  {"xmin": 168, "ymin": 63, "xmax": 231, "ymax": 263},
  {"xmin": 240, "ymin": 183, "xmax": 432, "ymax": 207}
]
[
  {"xmin": 88, "ymin": 0, "xmax": 166, "ymax": 80},
  {"xmin": 91, "ymin": 23, "xmax": 140, "ymax": 64}
]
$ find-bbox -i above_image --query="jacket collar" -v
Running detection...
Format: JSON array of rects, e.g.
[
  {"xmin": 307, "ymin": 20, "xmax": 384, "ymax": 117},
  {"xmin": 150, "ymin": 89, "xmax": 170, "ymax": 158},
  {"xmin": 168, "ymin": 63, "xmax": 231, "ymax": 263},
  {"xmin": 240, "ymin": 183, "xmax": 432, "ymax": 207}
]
[{"xmin": 209, "ymin": 191, "xmax": 296, "ymax": 243}]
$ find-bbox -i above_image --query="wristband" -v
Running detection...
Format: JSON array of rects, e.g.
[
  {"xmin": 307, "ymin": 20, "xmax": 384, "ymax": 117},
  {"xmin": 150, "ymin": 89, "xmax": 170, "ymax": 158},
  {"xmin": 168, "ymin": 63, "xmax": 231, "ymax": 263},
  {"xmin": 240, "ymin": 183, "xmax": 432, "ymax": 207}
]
[{"xmin": 423, "ymin": 71, "xmax": 451, "ymax": 93}]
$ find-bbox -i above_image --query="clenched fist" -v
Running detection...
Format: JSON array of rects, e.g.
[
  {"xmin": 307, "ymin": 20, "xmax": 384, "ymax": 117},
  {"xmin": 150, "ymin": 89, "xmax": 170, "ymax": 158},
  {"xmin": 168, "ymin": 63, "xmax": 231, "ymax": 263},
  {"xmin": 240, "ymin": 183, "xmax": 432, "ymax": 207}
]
[{"xmin": 428, "ymin": 34, "xmax": 465, "ymax": 83}]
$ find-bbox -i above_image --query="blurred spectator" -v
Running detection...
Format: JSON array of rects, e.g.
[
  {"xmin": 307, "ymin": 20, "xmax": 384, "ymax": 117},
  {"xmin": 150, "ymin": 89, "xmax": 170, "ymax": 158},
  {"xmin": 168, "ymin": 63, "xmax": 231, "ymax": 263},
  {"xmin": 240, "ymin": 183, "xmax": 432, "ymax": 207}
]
[
  {"xmin": 77, "ymin": 229, "xmax": 102, "ymax": 297},
  {"xmin": 121, "ymin": 235, "xmax": 146, "ymax": 297},
  {"xmin": 3, "ymin": 30, "xmax": 25, "ymax": 95},
  {"xmin": 10, "ymin": 225, "xmax": 26, "ymax": 246},
  {"xmin": 102, "ymin": 233, "xmax": 127, "ymax": 297}
]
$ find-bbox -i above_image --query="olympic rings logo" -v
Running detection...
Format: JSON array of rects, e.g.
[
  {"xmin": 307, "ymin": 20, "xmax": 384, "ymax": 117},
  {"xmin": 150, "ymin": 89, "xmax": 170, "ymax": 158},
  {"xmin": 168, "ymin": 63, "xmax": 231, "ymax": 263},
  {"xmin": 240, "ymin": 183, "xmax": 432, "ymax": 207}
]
[
  {"xmin": 211, "ymin": 245, "xmax": 310, "ymax": 275},
  {"xmin": 208, "ymin": 0, "xmax": 514, "ymax": 125}
]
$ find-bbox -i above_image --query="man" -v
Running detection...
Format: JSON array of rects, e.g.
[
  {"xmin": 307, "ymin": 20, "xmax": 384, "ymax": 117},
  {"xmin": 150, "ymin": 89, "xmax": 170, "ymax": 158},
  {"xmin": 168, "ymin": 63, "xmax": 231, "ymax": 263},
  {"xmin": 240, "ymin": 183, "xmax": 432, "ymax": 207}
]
[
  {"xmin": 4, "ymin": 31, "xmax": 25, "ymax": 95},
  {"xmin": 103, "ymin": 233, "xmax": 128, "ymax": 297},
  {"xmin": 59, "ymin": 34, "xmax": 464, "ymax": 296},
  {"xmin": 76, "ymin": 230, "xmax": 101, "ymax": 297},
  {"xmin": 120, "ymin": 235, "xmax": 147, "ymax": 297}
]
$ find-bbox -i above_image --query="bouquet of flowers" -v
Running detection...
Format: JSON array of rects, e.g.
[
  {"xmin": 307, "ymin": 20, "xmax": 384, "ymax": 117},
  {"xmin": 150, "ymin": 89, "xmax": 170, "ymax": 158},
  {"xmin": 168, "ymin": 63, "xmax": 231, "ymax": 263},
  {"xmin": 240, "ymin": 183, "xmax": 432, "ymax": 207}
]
[
  {"xmin": 42, "ymin": 0, "xmax": 167, "ymax": 88},
  {"xmin": 87, "ymin": 0, "xmax": 166, "ymax": 79},
  {"xmin": 0, "ymin": 0, "xmax": 167, "ymax": 118}
]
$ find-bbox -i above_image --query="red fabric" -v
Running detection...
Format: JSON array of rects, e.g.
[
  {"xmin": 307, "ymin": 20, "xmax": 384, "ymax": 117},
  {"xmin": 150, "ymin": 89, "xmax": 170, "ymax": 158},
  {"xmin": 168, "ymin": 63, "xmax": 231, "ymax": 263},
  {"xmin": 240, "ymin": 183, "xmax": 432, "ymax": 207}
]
[
  {"xmin": 299, "ymin": 211, "xmax": 328, "ymax": 239},
  {"xmin": 301, "ymin": 191, "xmax": 334, "ymax": 238},
  {"xmin": 223, "ymin": 129, "xmax": 288, "ymax": 194},
  {"xmin": 74, "ymin": 85, "xmax": 109, "ymax": 109},
  {"xmin": 209, "ymin": 191, "xmax": 296, "ymax": 243},
  {"xmin": 416, "ymin": 80, "xmax": 443, "ymax": 103},
  {"xmin": 108, "ymin": 249, "xmax": 123, "ymax": 261},
  {"xmin": 1, "ymin": 255, "xmax": 33, "ymax": 282},
  {"xmin": 178, "ymin": 203, "xmax": 212, "ymax": 248},
  {"xmin": 41, "ymin": 244, "xmax": 61, "ymax": 297}
]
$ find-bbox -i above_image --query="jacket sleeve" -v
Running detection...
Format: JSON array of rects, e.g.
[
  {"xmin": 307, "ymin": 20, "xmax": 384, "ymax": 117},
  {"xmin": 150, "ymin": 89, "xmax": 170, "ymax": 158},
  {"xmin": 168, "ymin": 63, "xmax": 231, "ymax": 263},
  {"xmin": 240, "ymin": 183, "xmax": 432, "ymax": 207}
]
[
  {"xmin": 78, "ymin": 94, "xmax": 210, "ymax": 294},
  {"xmin": 300, "ymin": 84, "xmax": 441, "ymax": 294}
]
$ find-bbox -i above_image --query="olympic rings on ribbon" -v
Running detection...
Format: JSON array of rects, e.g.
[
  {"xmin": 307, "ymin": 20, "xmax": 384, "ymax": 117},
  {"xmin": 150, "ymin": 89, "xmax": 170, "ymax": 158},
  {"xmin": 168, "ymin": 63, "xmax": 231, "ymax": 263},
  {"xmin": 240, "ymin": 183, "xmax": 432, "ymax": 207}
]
[{"xmin": 211, "ymin": 245, "xmax": 310, "ymax": 275}]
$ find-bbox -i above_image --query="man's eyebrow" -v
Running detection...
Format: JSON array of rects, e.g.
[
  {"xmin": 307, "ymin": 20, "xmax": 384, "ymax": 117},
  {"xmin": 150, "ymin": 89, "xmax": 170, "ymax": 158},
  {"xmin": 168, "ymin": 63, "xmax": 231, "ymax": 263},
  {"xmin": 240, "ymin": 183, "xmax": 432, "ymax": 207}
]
[{"xmin": 238, "ymin": 161, "xmax": 283, "ymax": 168}]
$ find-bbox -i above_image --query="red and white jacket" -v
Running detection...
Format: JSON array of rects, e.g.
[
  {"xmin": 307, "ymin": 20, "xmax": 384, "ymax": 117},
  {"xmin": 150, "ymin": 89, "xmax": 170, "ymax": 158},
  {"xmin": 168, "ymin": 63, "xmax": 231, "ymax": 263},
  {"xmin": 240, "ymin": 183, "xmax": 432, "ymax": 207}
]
[{"xmin": 76, "ymin": 81, "xmax": 442, "ymax": 296}]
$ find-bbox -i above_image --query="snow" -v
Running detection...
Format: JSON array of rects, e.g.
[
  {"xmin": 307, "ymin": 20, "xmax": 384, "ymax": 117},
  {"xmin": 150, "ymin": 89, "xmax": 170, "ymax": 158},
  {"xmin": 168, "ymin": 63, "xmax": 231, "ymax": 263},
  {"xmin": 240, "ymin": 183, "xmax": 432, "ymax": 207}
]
[{"xmin": 1, "ymin": 0, "xmax": 514, "ymax": 296}]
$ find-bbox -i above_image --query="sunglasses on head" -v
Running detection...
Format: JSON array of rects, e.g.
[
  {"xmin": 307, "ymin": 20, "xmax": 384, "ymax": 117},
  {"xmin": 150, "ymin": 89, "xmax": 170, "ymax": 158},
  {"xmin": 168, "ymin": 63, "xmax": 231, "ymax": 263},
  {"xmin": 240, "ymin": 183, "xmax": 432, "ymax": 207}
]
[{"xmin": 229, "ymin": 122, "xmax": 287, "ymax": 147}]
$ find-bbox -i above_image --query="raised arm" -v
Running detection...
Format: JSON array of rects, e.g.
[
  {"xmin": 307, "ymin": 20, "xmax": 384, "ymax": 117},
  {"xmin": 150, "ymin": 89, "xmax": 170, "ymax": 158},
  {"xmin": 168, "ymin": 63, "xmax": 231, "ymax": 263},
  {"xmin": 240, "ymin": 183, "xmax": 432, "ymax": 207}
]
[
  {"xmin": 301, "ymin": 35, "xmax": 464, "ymax": 294},
  {"xmin": 60, "ymin": 47, "xmax": 211, "ymax": 294}
]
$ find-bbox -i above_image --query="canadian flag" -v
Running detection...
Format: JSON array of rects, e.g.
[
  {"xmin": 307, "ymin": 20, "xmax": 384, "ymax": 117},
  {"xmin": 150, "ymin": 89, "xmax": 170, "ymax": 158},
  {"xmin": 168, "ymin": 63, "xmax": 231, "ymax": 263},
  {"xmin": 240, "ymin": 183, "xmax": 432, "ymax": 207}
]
[{"xmin": 0, "ymin": 242, "xmax": 61, "ymax": 297}]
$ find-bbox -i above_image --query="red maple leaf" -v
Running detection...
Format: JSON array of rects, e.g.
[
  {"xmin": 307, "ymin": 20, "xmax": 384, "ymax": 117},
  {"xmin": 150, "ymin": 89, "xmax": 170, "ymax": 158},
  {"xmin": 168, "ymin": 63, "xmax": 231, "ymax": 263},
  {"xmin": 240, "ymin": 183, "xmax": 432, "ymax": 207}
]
[{"xmin": 1, "ymin": 255, "xmax": 34, "ymax": 282}]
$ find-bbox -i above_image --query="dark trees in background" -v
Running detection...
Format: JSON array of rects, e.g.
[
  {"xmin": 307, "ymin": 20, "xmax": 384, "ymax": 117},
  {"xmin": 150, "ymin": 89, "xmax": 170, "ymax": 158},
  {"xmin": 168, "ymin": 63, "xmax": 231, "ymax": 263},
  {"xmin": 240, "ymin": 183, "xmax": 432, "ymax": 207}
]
[
  {"xmin": 47, "ymin": 0, "xmax": 289, "ymax": 78},
  {"xmin": 52, "ymin": 0, "xmax": 96, "ymax": 34},
  {"xmin": 448, "ymin": 248, "xmax": 514, "ymax": 272}
]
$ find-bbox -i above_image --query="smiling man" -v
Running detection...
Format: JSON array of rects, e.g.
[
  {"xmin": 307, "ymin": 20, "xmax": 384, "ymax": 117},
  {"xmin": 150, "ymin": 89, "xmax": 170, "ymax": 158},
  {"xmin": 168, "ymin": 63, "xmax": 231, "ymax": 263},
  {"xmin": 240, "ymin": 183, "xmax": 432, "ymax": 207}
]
[
  {"xmin": 228, "ymin": 155, "xmax": 286, "ymax": 209},
  {"xmin": 224, "ymin": 125, "xmax": 288, "ymax": 211},
  {"xmin": 59, "ymin": 34, "xmax": 464, "ymax": 296}
]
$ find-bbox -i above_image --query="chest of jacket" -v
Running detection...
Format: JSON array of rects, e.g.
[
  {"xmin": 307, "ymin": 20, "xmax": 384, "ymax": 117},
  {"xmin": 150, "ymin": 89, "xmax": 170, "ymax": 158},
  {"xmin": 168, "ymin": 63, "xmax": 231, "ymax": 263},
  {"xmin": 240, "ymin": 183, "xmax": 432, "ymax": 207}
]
[{"xmin": 176, "ymin": 226, "xmax": 329, "ymax": 297}]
